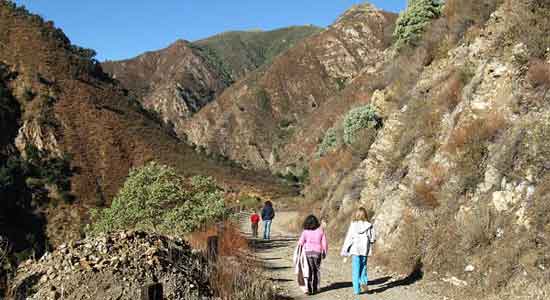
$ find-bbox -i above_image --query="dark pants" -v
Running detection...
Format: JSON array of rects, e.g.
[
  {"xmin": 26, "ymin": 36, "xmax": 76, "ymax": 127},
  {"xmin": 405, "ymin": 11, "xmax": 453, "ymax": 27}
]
[
  {"xmin": 251, "ymin": 223, "xmax": 258, "ymax": 238},
  {"xmin": 306, "ymin": 253, "xmax": 322, "ymax": 294}
]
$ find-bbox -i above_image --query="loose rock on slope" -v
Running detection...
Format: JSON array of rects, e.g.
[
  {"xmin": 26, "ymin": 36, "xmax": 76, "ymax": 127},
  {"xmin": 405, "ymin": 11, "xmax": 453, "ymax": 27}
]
[{"xmin": 11, "ymin": 231, "xmax": 212, "ymax": 300}]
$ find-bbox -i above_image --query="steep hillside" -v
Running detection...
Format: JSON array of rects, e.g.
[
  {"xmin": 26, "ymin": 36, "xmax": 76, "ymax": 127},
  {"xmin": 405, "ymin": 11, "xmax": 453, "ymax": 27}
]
[
  {"xmin": 194, "ymin": 26, "xmax": 322, "ymax": 80},
  {"xmin": 102, "ymin": 40, "xmax": 231, "ymax": 122},
  {"xmin": 0, "ymin": 61, "xmax": 48, "ymax": 262},
  {"xmin": 182, "ymin": 4, "xmax": 397, "ymax": 171},
  {"xmin": 304, "ymin": 0, "xmax": 550, "ymax": 299},
  {"xmin": 101, "ymin": 26, "xmax": 321, "ymax": 137},
  {"xmin": 0, "ymin": 1, "xmax": 290, "ymax": 253}
]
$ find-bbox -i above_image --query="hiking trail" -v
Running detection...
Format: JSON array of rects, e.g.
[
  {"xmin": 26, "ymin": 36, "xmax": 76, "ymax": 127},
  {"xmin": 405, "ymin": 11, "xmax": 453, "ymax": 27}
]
[{"xmin": 240, "ymin": 210, "xmax": 446, "ymax": 300}]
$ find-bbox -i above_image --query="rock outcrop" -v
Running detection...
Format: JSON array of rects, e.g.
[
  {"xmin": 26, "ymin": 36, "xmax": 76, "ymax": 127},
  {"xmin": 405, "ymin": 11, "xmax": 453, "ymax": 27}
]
[
  {"xmin": 310, "ymin": 1, "xmax": 550, "ymax": 298},
  {"xmin": 11, "ymin": 231, "xmax": 212, "ymax": 300}
]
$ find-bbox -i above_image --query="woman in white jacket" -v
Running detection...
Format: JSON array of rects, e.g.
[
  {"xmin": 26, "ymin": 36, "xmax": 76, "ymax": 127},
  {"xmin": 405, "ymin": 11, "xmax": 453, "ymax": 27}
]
[{"xmin": 340, "ymin": 207, "xmax": 376, "ymax": 295}]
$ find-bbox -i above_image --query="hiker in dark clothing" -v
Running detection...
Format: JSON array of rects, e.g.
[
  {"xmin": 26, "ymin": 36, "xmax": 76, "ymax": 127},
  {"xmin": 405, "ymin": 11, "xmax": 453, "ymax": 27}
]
[{"xmin": 261, "ymin": 201, "xmax": 275, "ymax": 240}]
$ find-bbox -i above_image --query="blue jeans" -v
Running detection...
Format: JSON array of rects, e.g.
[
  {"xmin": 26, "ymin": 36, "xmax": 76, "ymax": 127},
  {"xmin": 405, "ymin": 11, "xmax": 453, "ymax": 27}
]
[
  {"xmin": 352, "ymin": 255, "xmax": 368, "ymax": 294},
  {"xmin": 263, "ymin": 220, "xmax": 272, "ymax": 239}
]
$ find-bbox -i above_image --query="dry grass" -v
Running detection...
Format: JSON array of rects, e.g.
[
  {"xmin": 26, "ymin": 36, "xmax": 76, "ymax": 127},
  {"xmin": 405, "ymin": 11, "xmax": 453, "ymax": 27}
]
[
  {"xmin": 390, "ymin": 182, "xmax": 549, "ymax": 298},
  {"xmin": 386, "ymin": 211, "xmax": 425, "ymax": 276},
  {"xmin": 312, "ymin": 148, "xmax": 355, "ymax": 178},
  {"xmin": 187, "ymin": 221, "xmax": 279, "ymax": 299},
  {"xmin": 443, "ymin": 111, "xmax": 502, "ymax": 193},
  {"xmin": 186, "ymin": 221, "xmax": 249, "ymax": 257},
  {"xmin": 504, "ymin": 0, "xmax": 550, "ymax": 59},
  {"xmin": 412, "ymin": 182, "xmax": 440, "ymax": 209},
  {"xmin": 444, "ymin": 110, "xmax": 508, "ymax": 154},
  {"xmin": 438, "ymin": 71, "xmax": 468, "ymax": 109},
  {"xmin": 309, "ymin": 148, "xmax": 356, "ymax": 197},
  {"xmin": 428, "ymin": 163, "xmax": 448, "ymax": 187},
  {"xmin": 209, "ymin": 257, "xmax": 277, "ymax": 300},
  {"xmin": 375, "ymin": 0, "xmax": 499, "ymax": 178},
  {"xmin": 422, "ymin": 215, "xmax": 464, "ymax": 274},
  {"xmin": 527, "ymin": 59, "xmax": 550, "ymax": 91}
]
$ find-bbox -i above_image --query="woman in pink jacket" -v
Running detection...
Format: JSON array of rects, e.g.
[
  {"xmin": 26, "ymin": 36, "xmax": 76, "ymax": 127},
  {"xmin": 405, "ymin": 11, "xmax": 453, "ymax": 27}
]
[{"xmin": 297, "ymin": 214, "xmax": 328, "ymax": 295}]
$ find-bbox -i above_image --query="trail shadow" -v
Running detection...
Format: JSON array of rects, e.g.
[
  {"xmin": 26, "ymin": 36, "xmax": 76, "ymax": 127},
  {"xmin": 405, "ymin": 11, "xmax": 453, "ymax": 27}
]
[
  {"xmin": 269, "ymin": 278, "xmax": 293, "ymax": 282},
  {"xmin": 369, "ymin": 265, "xmax": 424, "ymax": 294},
  {"xmin": 264, "ymin": 265, "xmax": 291, "ymax": 271},
  {"xmin": 369, "ymin": 276, "xmax": 392, "ymax": 285},
  {"xmin": 318, "ymin": 276, "xmax": 392, "ymax": 294},
  {"xmin": 320, "ymin": 281, "xmax": 352, "ymax": 293}
]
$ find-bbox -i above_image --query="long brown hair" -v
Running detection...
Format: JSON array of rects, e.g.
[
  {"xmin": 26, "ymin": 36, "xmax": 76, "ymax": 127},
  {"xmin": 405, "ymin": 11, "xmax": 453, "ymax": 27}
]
[{"xmin": 353, "ymin": 207, "xmax": 369, "ymax": 222}]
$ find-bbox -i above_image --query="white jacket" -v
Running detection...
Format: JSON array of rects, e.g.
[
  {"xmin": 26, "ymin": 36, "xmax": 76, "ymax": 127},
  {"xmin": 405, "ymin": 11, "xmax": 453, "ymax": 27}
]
[
  {"xmin": 293, "ymin": 244, "xmax": 309, "ymax": 292},
  {"xmin": 340, "ymin": 221, "xmax": 376, "ymax": 257}
]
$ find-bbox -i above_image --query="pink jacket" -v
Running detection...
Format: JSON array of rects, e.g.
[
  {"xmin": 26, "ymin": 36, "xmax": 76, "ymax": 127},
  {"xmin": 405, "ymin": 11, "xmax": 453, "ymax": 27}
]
[{"xmin": 298, "ymin": 228, "xmax": 328, "ymax": 254}]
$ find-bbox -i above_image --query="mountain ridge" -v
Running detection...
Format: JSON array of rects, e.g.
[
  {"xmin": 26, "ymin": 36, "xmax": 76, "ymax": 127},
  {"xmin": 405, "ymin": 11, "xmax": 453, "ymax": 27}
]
[
  {"xmin": 0, "ymin": 1, "xmax": 291, "ymax": 254},
  {"xmin": 181, "ymin": 3, "xmax": 397, "ymax": 171}
]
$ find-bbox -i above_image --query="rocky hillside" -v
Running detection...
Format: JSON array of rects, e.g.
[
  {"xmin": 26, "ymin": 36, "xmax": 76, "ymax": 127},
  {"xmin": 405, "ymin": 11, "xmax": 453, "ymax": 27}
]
[
  {"xmin": 0, "ymin": 1, "xmax": 290, "ymax": 258},
  {"xmin": 181, "ymin": 4, "xmax": 397, "ymax": 171},
  {"xmin": 101, "ymin": 40, "xmax": 231, "ymax": 123},
  {"xmin": 305, "ymin": 0, "xmax": 550, "ymax": 299},
  {"xmin": 101, "ymin": 26, "xmax": 321, "ymax": 136},
  {"xmin": 10, "ymin": 231, "xmax": 212, "ymax": 300},
  {"xmin": 4, "ymin": 0, "xmax": 550, "ymax": 299}
]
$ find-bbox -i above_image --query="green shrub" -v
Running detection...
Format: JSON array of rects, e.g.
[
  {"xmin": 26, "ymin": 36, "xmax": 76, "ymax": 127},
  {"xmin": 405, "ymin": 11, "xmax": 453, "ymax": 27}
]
[
  {"xmin": 89, "ymin": 162, "xmax": 225, "ymax": 235},
  {"xmin": 317, "ymin": 127, "xmax": 339, "ymax": 157},
  {"xmin": 343, "ymin": 105, "xmax": 381, "ymax": 145},
  {"xmin": 393, "ymin": 0, "xmax": 443, "ymax": 49}
]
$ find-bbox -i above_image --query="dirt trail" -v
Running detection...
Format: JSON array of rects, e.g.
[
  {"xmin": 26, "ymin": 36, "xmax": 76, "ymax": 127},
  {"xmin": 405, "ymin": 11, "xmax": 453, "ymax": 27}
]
[{"xmin": 241, "ymin": 210, "xmax": 441, "ymax": 300}]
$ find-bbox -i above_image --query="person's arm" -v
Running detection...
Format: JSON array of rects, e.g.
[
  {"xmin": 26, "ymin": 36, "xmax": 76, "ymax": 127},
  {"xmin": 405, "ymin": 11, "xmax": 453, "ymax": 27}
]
[
  {"xmin": 340, "ymin": 223, "xmax": 354, "ymax": 257},
  {"xmin": 321, "ymin": 230, "xmax": 328, "ymax": 258}
]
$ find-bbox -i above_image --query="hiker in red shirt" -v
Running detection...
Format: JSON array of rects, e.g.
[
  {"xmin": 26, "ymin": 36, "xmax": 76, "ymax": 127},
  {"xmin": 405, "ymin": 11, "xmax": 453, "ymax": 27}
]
[{"xmin": 250, "ymin": 210, "xmax": 260, "ymax": 238}]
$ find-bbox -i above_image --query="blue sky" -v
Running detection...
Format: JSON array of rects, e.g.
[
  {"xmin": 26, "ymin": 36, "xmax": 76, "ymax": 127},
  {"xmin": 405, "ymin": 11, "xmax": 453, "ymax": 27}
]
[{"xmin": 14, "ymin": 0, "xmax": 406, "ymax": 61}]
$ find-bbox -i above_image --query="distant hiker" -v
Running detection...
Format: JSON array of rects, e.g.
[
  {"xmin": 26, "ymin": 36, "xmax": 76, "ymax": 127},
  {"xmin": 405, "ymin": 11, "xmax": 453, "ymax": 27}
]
[
  {"xmin": 250, "ymin": 209, "xmax": 260, "ymax": 238},
  {"xmin": 340, "ymin": 207, "xmax": 376, "ymax": 295},
  {"xmin": 294, "ymin": 214, "xmax": 328, "ymax": 295},
  {"xmin": 261, "ymin": 201, "xmax": 275, "ymax": 240}
]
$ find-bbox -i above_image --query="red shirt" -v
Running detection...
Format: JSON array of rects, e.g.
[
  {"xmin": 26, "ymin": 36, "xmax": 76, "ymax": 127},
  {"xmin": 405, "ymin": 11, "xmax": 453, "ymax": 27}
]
[{"xmin": 250, "ymin": 213, "xmax": 260, "ymax": 224}]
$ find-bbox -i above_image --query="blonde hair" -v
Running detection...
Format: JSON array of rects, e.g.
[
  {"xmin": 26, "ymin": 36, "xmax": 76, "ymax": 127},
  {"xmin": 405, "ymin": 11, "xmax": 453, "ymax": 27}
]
[{"xmin": 353, "ymin": 207, "xmax": 369, "ymax": 222}]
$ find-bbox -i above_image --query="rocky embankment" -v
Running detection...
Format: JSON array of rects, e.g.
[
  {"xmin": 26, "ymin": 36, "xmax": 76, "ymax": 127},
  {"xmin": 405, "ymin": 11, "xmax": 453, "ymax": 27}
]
[{"xmin": 11, "ymin": 231, "xmax": 212, "ymax": 300}]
